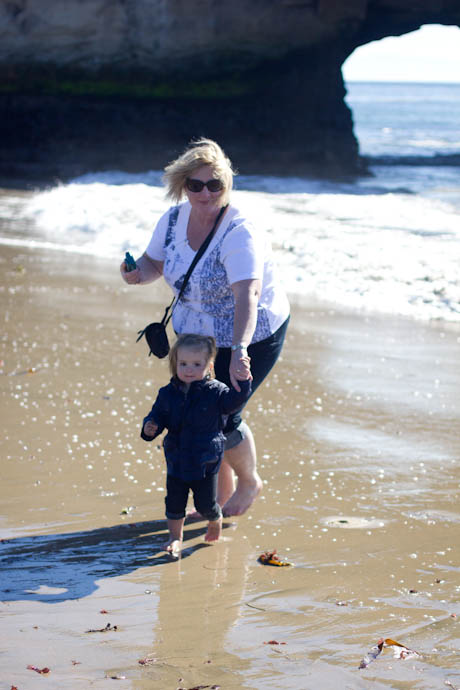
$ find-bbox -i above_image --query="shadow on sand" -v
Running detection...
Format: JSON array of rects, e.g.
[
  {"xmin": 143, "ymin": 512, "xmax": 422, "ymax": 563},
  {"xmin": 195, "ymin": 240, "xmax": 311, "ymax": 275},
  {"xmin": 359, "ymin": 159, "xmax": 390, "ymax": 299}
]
[{"xmin": 0, "ymin": 518, "xmax": 230, "ymax": 604}]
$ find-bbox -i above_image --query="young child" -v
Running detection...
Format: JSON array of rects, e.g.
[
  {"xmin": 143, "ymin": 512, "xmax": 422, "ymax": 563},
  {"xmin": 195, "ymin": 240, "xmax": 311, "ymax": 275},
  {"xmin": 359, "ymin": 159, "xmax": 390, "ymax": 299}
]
[{"xmin": 141, "ymin": 333, "xmax": 251, "ymax": 556}]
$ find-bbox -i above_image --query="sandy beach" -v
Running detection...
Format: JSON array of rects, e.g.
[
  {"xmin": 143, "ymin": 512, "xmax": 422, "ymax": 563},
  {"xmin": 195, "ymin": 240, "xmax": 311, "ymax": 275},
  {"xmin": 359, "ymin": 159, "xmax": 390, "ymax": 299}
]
[{"xmin": 1, "ymin": 243, "xmax": 459, "ymax": 689}]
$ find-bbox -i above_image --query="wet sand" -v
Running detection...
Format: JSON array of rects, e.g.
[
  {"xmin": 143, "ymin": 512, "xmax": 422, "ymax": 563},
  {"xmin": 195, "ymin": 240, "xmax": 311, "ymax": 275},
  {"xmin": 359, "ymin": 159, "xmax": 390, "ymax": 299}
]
[{"xmin": 1, "ymin": 244, "xmax": 459, "ymax": 689}]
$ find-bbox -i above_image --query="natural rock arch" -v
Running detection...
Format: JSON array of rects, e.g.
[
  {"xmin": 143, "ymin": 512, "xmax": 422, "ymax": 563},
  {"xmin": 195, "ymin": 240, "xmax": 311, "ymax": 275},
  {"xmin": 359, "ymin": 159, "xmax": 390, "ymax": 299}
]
[{"xmin": 1, "ymin": 1, "xmax": 459, "ymax": 182}]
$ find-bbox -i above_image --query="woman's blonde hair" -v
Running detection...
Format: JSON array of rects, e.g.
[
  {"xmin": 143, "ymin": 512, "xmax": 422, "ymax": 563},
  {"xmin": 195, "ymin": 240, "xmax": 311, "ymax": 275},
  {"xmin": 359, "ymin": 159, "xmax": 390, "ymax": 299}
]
[
  {"xmin": 163, "ymin": 138, "xmax": 236, "ymax": 205},
  {"xmin": 169, "ymin": 333, "xmax": 217, "ymax": 378}
]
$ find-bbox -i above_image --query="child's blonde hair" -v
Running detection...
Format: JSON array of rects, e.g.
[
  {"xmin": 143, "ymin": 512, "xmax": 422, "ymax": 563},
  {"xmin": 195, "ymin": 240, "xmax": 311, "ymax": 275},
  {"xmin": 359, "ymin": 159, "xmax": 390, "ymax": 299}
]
[{"xmin": 169, "ymin": 333, "xmax": 217, "ymax": 378}]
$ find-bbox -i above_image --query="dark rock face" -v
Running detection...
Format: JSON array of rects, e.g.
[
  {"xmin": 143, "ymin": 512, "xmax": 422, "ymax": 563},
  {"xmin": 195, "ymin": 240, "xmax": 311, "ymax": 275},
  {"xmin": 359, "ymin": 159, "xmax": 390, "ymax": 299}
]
[{"xmin": 1, "ymin": 0, "xmax": 459, "ymax": 184}]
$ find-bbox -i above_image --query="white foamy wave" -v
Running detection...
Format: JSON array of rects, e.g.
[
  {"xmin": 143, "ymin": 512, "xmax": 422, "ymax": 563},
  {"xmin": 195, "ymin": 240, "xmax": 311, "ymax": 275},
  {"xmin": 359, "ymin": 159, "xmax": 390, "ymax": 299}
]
[
  {"xmin": 2, "ymin": 169, "xmax": 460, "ymax": 324},
  {"xmin": 23, "ymin": 177, "xmax": 168, "ymax": 258},
  {"xmin": 259, "ymin": 190, "xmax": 460, "ymax": 322}
]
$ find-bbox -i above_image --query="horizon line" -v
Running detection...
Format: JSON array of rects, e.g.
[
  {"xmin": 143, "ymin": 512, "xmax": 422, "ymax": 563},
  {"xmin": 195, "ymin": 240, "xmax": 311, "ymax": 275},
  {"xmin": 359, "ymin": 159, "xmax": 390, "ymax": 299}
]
[{"xmin": 344, "ymin": 78, "xmax": 460, "ymax": 85}]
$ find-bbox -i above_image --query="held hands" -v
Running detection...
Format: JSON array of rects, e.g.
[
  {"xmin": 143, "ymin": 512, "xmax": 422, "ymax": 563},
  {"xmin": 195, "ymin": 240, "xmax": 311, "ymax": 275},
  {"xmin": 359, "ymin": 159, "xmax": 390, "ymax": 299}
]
[
  {"xmin": 143, "ymin": 420, "xmax": 158, "ymax": 437},
  {"xmin": 229, "ymin": 351, "xmax": 252, "ymax": 392}
]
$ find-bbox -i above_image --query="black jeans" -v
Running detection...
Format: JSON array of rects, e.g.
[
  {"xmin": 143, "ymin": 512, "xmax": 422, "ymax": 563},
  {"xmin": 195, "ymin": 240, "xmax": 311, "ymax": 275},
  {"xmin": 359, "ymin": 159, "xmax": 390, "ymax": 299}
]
[
  {"xmin": 165, "ymin": 473, "xmax": 222, "ymax": 521},
  {"xmin": 213, "ymin": 316, "xmax": 290, "ymax": 433}
]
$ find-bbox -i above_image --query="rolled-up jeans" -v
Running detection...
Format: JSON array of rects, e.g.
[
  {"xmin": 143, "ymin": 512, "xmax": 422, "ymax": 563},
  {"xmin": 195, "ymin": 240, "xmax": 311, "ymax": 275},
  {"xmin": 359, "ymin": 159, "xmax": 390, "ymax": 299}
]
[
  {"xmin": 213, "ymin": 316, "xmax": 290, "ymax": 444},
  {"xmin": 165, "ymin": 473, "xmax": 222, "ymax": 521}
]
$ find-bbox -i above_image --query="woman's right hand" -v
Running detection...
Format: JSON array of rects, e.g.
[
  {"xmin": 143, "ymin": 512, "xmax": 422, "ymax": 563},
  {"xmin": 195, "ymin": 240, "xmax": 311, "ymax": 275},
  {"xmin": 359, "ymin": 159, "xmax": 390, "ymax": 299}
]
[
  {"xmin": 120, "ymin": 261, "xmax": 141, "ymax": 284},
  {"xmin": 120, "ymin": 254, "xmax": 164, "ymax": 285}
]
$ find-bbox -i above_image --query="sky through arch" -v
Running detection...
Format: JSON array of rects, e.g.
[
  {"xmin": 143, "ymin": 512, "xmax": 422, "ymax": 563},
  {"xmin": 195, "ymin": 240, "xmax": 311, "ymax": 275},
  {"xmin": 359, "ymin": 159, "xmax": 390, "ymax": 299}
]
[{"xmin": 342, "ymin": 24, "xmax": 460, "ymax": 84}]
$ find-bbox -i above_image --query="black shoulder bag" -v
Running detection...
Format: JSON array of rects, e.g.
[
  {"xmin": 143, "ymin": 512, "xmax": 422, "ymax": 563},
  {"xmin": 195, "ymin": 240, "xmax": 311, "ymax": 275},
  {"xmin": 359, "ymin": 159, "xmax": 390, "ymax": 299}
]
[{"xmin": 137, "ymin": 204, "xmax": 228, "ymax": 358}]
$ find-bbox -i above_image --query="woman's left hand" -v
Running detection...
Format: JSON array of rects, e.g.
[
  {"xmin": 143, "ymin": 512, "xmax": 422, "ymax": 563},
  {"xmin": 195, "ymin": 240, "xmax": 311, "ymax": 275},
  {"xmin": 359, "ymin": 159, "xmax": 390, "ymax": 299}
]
[{"xmin": 230, "ymin": 350, "xmax": 252, "ymax": 391}]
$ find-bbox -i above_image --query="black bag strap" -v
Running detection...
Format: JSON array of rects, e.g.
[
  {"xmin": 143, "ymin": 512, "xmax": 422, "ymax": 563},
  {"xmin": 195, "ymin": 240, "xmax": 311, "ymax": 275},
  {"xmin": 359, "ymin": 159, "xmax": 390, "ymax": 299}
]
[{"xmin": 161, "ymin": 203, "xmax": 228, "ymax": 327}]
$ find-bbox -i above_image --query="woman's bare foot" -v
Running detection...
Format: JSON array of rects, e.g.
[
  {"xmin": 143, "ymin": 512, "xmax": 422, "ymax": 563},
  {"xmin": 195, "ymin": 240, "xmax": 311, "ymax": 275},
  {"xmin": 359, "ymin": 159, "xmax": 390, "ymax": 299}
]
[
  {"xmin": 185, "ymin": 509, "xmax": 205, "ymax": 521},
  {"xmin": 204, "ymin": 518, "xmax": 222, "ymax": 542},
  {"xmin": 164, "ymin": 538, "xmax": 182, "ymax": 556},
  {"xmin": 222, "ymin": 475, "xmax": 262, "ymax": 517}
]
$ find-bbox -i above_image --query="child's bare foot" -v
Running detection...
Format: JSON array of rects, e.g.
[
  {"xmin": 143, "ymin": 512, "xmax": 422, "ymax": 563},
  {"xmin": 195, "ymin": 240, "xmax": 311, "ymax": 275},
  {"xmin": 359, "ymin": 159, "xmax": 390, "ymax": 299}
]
[
  {"xmin": 204, "ymin": 518, "xmax": 222, "ymax": 543},
  {"xmin": 165, "ymin": 517, "xmax": 184, "ymax": 555},
  {"xmin": 164, "ymin": 538, "xmax": 182, "ymax": 556}
]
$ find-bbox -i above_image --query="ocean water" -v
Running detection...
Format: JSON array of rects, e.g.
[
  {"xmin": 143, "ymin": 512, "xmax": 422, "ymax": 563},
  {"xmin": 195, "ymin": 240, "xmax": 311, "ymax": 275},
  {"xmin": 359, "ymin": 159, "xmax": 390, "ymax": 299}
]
[{"xmin": 1, "ymin": 81, "xmax": 459, "ymax": 323}]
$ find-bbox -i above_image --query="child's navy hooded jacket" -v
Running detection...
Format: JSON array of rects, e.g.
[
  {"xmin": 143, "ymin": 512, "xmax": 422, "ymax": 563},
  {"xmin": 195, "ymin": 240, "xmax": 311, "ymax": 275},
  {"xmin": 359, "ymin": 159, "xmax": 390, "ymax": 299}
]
[{"xmin": 141, "ymin": 377, "xmax": 251, "ymax": 482}]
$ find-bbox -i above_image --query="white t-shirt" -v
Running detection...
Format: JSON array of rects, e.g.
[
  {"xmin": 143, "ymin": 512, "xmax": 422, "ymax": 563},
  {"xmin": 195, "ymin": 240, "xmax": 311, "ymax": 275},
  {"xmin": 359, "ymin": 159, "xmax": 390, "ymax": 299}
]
[{"xmin": 146, "ymin": 201, "xmax": 290, "ymax": 348}]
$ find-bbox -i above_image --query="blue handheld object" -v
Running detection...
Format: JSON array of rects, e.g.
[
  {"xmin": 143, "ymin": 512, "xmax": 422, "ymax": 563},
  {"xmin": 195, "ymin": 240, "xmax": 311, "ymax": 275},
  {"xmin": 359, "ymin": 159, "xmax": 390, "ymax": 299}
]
[{"xmin": 125, "ymin": 252, "xmax": 137, "ymax": 272}]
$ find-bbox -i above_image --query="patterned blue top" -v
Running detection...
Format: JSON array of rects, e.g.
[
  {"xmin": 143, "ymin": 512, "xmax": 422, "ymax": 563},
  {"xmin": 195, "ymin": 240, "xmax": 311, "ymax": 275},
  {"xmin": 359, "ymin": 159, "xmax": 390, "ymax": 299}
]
[{"xmin": 146, "ymin": 202, "xmax": 289, "ymax": 347}]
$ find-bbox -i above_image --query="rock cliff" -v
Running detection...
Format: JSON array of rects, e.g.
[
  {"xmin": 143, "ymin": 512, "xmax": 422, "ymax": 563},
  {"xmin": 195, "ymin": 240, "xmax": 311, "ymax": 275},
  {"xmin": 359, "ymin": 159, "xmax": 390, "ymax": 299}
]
[{"xmin": 1, "ymin": 0, "xmax": 459, "ymax": 183}]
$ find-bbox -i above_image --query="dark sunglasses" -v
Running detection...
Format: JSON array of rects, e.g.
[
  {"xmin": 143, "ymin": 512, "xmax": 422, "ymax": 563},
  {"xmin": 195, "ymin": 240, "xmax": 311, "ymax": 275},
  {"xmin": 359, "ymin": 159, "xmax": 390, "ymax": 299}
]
[{"xmin": 185, "ymin": 177, "xmax": 224, "ymax": 193}]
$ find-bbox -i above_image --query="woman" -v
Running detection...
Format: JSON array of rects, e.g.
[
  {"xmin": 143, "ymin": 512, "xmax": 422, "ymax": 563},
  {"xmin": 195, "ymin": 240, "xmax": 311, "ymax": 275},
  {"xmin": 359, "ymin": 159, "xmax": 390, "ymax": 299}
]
[{"xmin": 120, "ymin": 138, "xmax": 290, "ymax": 517}]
